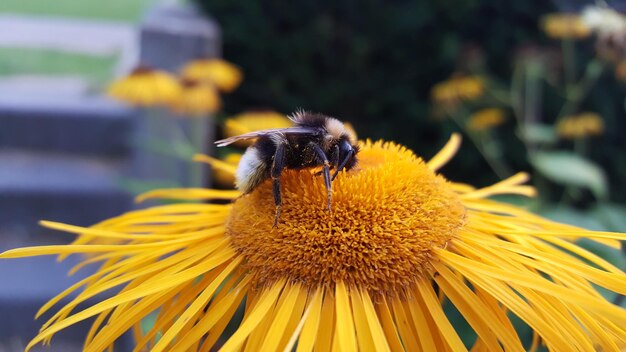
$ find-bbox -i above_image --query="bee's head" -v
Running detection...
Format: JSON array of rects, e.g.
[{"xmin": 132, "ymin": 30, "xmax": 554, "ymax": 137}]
[
  {"xmin": 318, "ymin": 116, "xmax": 359, "ymax": 175},
  {"xmin": 323, "ymin": 117, "xmax": 356, "ymax": 142},
  {"xmin": 338, "ymin": 136, "xmax": 359, "ymax": 172},
  {"xmin": 324, "ymin": 135, "xmax": 359, "ymax": 182}
]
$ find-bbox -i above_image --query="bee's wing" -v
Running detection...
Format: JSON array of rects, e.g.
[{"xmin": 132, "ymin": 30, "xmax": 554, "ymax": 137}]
[{"xmin": 215, "ymin": 127, "xmax": 319, "ymax": 147}]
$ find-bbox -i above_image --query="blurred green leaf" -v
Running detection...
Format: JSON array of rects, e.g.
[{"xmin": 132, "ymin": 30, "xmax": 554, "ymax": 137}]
[
  {"xmin": 537, "ymin": 204, "xmax": 626, "ymax": 280},
  {"xmin": 529, "ymin": 151, "xmax": 608, "ymax": 199},
  {"xmin": 518, "ymin": 123, "xmax": 557, "ymax": 145},
  {"xmin": 443, "ymin": 300, "xmax": 475, "ymax": 348},
  {"xmin": 591, "ymin": 203, "xmax": 626, "ymax": 232},
  {"xmin": 575, "ymin": 238, "xmax": 626, "ymax": 269},
  {"xmin": 587, "ymin": 59, "xmax": 604, "ymax": 76},
  {"xmin": 537, "ymin": 205, "xmax": 608, "ymax": 231},
  {"xmin": 118, "ymin": 177, "xmax": 181, "ymax": 196},
  {"xmin": 144, "ymin": 139, "xmax": 198, "ymax": 160},
  {"xmin": 489, "ymin": 194, "xmax": 536, "ymax": 208},
  {"xmin": 140, "ymin": 312, "xmax": 162, "ymax": 343},
  {"xmin": 537, "ymin": 204, "xmax": 626, "ymax": 308},
  {"xmin": 576, "ymin": 238, "xmax": 626, "ymax": 306}
]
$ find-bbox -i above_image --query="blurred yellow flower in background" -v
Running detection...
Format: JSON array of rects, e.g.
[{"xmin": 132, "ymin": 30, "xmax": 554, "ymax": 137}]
[
  {"xmin": 466, "ymin": 108, "xmax": 506, "ymax": 132},
  {"xmin": 431, "ymin": 75, "xmax": 485, "ymax": 105},
  {"xmin": 342, "ymin": 122, "xmax": 358, "ymax": 143},
  {"xmin": 223, "ymin": 110, "xmax": 292, "ymax": 147},
  {"xmin": 541, "ymin": 13, "xmax": 591, "ymax": 39},
  {"xmin": 182, "ymin": 59, "xmax": 243, "ymax": 93},
  {"xmin": 615, "ymin": 60, "xmax": 626, "ymax": 81},
  {"xmin": 107, "ymin": 65, "xmax": 182, "ymax": 107},
  {"xmin": 3, "ymin": 135, "xmax": 626, "ymax": 351},
  {"xmin": 208, "ymin": 152, "xmax": 242, "ymax": 188},
  {"xmin": 170, "ymin": 79, "xmax": 221, "ymax": 116},
  {"xmin": 556, "ymin": 112, "xmax": 604, "ymax": 139}
]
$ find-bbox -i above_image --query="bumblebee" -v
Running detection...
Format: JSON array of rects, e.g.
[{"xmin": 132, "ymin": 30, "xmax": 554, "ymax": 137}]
[{"xmin": 215, "ymin": 111, "xmax": 359, "ymax": 226}]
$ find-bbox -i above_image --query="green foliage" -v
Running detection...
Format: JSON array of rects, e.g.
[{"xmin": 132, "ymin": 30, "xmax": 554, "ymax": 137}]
[
  {"xmin": 0, "ymin": 47, "xmax": 116, "ymax": 84},
  {"xmin": 0, "ymin": 0, "xmax": 156, "ymax": 21},
  {"xmin": 592, "ymin": 202, "xmax": 626, "ymax": 232},
  {"xmin": 518, "ymin": 123, "xmax": 557, "ymax": 145},
  {"xmin": 529, "ymin": 151, "xmax": 608, "ymax": 200}
]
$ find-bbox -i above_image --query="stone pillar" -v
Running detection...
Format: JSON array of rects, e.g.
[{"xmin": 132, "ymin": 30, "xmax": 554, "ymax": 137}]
[
  {"xmin": 140, "ymin": 3, "xmax": 221, "ymax": 72},
  {"xmin": 134, "ymin": 3, "xmax": 220, "ymax": 188}
]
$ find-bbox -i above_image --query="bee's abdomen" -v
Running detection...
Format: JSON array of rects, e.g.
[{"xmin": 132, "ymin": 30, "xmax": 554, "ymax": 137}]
[{"xmin": 236, "ymin": 146, "xmax": 270, "ymax": 194}]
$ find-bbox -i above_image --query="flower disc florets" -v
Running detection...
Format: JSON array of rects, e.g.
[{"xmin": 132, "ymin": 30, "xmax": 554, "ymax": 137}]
[{"xmin": 227, "ymin": 141, "xmax": 466, "ymax": 296}]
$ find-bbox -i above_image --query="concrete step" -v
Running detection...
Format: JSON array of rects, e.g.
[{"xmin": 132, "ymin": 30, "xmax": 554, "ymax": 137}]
[
  {"xmin": 0, "ymin": 256, "xmax": 134, "ymax": 351},
  {"xmin": 0, "ymin": 150, "xmax": 132, "ymax": 245},
  {"xmin": 0, "ymin": 89, "xmax": 135, "ymax": 157},
  {"xmin": 0, "ymin": 14, "xmax": 137, "ymax": 75}
]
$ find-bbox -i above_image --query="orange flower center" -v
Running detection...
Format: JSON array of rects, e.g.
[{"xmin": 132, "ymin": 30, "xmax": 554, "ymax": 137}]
[{"xmin": 226, "ymin": 141, "xmax": 466, "ymax": 295}]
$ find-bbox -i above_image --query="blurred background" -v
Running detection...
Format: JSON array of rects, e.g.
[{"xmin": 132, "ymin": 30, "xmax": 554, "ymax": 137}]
[{"xmin": 2, "ymin": 0, "xmax": 626, "ymax": 350}]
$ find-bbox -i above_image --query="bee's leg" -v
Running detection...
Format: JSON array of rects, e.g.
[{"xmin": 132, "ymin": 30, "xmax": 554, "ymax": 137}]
[
  {"xmin": 332, "ymin": 140, "xmax": 354, "ymax": 181},
  {"xmin": 313, "ymin": 145, "xmax": 338, "ymax": 177},
  {"xmin": 271, "ymin": 142, "xmax": 287, "ymax": 227},
  {"xmin": 331, "ymin": 144, "xmax": 340, "ymax": 171},
  {"xmin": 311, "ymin": 143, "xmax": 332, "ymax": 212},
  {"xmin": 314, "ymin": 145, "xmax": 339, "ymax": 176}
]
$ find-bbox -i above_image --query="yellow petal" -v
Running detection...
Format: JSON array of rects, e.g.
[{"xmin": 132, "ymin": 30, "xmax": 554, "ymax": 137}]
[
  {"xmin": 193, "ymin": 154, "xmax": 238, "ymax": 175},
  {"xmin": 26, "ymin": 247, "xmax": 235, "ymax": 349},
  {"xmin": 278, "ymin": 287, "xmax": 309, "ymax": 350},
  {"xmin": 350, "ymin": 289, "xmax": 376, "ymax": 352},
  {"xmin": 170, "ymin": 276, "xmax": 249, "ymax": 351},
  {"xmin": 375, "ymin": 296, "xmax": 405, "ymax": 352},
  {"xmin": 427, "ymin": 133, "xmax": 462, "ymax": 171},
  {"xmin": 293, "ymin": 288, "xmax": 322, "ymax": 352},
  {"xmin": 40, "ymin": 221, "xmax": 181, "ymax": 240},
  {"xmin": 152, "ymin": 257, "xmax": 242, "ymax": 352},
  {"xmin": 220, "ymin": 280, "xmax": 286, "ymax": 352},
  {"xmin": 416, "ymin": 279, "xmax": 468, "ymax": 352},
  {"xmin": 356, "ymin": 288, "xmax": 391, "ymax": 352},
  {"xmin": 199, "ymin": 281, "xmax": 250, "ymax": 351},
  {"xmin": 434, "ymin": 263, "xmax": 522, "ymax": 351},
  {"xmin": 135, "ymin": 188, "xmax": 240, "ymax": 202},
  {"xmin": 334, "ymin": 282, "xmax": 358, "ymax": 352},
  {"xmin": 404, "ymin": 293, "xmax": 439, "ymax": 351},
  {"xmin": 440, "ymin": 249, "xmax": 626, "ymax": 327},
  {"xmin": 390, "ymin": 297, "xmax": 421, "ymax": 352},
  {"xmin": 314, "ymin": 292, "xmax": 335, "ymax": 352},
  {"xmin": 258, "ymin": 283, "xmax": 301, "ymax": 351},
  {"xmin": 462, "ymin": 172, "xmax": 532, "ymax": 199}
]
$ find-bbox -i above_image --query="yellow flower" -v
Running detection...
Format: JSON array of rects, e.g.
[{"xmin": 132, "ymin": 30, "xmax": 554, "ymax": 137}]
[
  {"xmin": 343, "ymin": 122, "xmax": 359, "ymax": 142},
  {"xmin": 181, "ymin": 59, "xmax": 243, "ymax": 93},
  {"xmin": 467, "ymin": 108, "xmax": 506, "ymax": 132},
  {"xmin": 556, "ymin": 112, "xmax": 605, "ymax": 139},
  {"xmin": 107, "ymin": 65, "xmax": 182, "ymax": 107},
  {"xmin": 431, "ymin": 76, "xmax": 485, "ymax": 105},
  {"xmin": 3, "ymin": 135, "xmax": 626, "ymax": 351},
  {"xmin": 541, "ymin": 13, "xmax": 591, "ymax": 39},
  {"xmin": 615, "ymin": 60, "xmax": 626, "ymax": 81},
  {"xmin": 170, "ymin": 79, "xmax": 222, "ymax": 116},
  {"xmin": 200, "ymin": 152, "xmax": 242, "ymax": 188},
  {"xmin": 223, "ymin": 110, "xmax": 293, "ymax": 147}
]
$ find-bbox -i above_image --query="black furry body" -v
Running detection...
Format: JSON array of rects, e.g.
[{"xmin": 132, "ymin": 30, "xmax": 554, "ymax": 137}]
[
  {"xmin": 216, "ymin": 112, "xmax": 359, "ymax": 226},
  {"xmin": 246, "ymin": 130, "xmax": 357, "ymax": 192}
]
